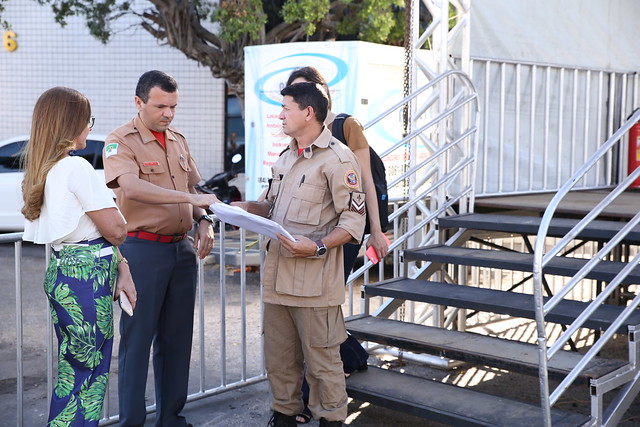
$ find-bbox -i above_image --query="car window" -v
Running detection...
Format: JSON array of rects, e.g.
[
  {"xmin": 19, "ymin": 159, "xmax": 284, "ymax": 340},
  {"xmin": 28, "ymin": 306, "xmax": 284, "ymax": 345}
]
[
  {"xmin": 0, "ymin": 139, "xmax": 104, "ymax": 172},
  {"xmin": 0, "ymin": 141, "xmax": 25, "ymax": 173},
  {"xmin": 76, "ymin": 140, "xmax": 104, "ymax": 169}
]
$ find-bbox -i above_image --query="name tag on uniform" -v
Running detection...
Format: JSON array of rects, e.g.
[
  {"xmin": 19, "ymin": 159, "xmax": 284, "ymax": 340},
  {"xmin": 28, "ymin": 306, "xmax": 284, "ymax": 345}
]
[{"xmin": 142, "ymin": 161, "xmax": 160, "ymax": 167}]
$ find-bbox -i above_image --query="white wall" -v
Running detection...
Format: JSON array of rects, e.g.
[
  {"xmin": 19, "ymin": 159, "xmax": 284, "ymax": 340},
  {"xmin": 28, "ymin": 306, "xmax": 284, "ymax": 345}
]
[
  {"xmin": 460, "ymin": 0, "xmax": 640, "ymax": 196},
  {"xmin": 470, "ymin": 0, "xmax": 640, "ymax": 72},
  {"xmin": 0, "ymin": 1, "xmax": 225, "ymax": 178}
]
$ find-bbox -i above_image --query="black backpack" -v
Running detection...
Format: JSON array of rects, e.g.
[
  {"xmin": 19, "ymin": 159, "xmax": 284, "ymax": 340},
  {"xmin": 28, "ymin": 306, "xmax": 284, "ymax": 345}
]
[{"xmin": 332, "ymin": 113, "xmax": 389, "ymax": 234}]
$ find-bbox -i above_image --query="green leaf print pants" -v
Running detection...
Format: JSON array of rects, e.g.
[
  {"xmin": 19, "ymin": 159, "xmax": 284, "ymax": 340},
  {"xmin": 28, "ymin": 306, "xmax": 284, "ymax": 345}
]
[{"xmin": 44, "ymin": 237, "xmax": 117, "ymax": 426}]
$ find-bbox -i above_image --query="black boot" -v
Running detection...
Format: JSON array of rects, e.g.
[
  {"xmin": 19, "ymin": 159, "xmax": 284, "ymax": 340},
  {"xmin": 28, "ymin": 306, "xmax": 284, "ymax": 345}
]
[
  {"xmin": 319, "ymin": 418, "xmax": 343, "ymax": 427},
  {"xmin": 267, "ymin": 410, "xmax": 297, "ymax": 427}
]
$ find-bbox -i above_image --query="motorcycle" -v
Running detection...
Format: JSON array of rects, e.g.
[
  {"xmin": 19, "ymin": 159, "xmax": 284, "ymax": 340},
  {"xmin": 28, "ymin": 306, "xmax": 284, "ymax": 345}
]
[
  {"xmin": 196, "ymin": 153, "xmax": 243, "ymax": 204},
  {"xmin": 196, "ymin": 153, "xmax": 243, "ymax": 232}
]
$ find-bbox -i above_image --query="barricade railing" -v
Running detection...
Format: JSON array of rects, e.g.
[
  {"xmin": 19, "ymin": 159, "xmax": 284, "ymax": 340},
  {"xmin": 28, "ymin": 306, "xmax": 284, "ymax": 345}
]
[
  {"xmin": 470, "ymin": 58, "xmax": 639, "ymax": 197},
  {"xmin": 345, "ymin": 70, "xmax": 480, "ymax": 321},
  {"xmin": 2, "ymin": 225, "xmax": 266, "ymax": 426}
]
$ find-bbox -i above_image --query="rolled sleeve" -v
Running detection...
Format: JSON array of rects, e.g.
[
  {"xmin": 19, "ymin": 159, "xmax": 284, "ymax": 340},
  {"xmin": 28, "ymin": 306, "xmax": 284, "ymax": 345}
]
[{"xmin": 328, "ymin": 160, "xmax": 366, "ymax": 242}]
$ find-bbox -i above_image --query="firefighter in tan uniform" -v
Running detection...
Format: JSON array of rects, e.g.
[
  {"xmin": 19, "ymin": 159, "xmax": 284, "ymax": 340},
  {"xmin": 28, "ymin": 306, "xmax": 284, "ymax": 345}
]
[
  {"xmin": 103, "ymin": 70, "xmax": 218, "ymax": 427},
  {"xmin": 235, "ymin": 82, "xmax": 365, "ymax": 427}
]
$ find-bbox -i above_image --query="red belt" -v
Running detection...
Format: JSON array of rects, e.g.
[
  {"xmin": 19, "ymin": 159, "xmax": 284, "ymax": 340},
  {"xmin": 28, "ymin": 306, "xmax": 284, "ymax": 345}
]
[{"xmin": 128, "ymin": 231, "xmax": 187, "ymax": 243}]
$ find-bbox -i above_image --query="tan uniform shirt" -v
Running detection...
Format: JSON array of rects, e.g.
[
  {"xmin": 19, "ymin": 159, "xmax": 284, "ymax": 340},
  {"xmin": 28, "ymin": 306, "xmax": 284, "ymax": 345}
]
[
  {"xmin": 261, "ymin": 127, "xmax": 366, "ymax": 307},
  {"xmin": 103, "ymin": 115, "xmax": 201, "ymax": 235}
]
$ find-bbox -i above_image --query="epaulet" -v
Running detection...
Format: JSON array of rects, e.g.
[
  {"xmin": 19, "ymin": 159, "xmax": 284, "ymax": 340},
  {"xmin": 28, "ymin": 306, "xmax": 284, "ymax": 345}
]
[
  {"xmin": 166, "ymin": 126, "xmax": 186, "ymax": 140},
  {"xmin": 108, "ymin": 120, "xmax": 137, "ymax": 140},
  {"xmin": 327, "ymin": 138, "xmax": 353, "ymax": 163}
]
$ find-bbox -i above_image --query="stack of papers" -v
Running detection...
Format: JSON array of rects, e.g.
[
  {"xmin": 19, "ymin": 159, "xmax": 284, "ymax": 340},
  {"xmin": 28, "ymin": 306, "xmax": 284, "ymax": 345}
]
[{"xmin": 209, "ymin": 203, "xmax": 296, "ymax": 242}]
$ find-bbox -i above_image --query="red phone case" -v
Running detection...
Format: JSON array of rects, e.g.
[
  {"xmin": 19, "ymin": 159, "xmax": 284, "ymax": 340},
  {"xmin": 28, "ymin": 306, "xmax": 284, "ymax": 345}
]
[{"xmin": 366, "ymin": 235, "xmax": 390, "ymax": 264}]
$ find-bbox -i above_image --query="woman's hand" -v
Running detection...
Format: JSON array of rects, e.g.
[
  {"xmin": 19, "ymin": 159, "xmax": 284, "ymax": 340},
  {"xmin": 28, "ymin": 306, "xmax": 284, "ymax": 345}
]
[
  {"xmin": 366, "ymin": 231, "xmax": 389, "ymax": 260},
  {"xmin": 114, "ymin": 259, "xmax": 137, "ymax": 313}
]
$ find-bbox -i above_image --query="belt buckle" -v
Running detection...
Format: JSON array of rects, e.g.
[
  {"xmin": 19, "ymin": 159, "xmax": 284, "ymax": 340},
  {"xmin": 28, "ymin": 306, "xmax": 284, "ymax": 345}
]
[{"xmin": 170, "ymin": 235, "xmax": 182, "ymax": 243}]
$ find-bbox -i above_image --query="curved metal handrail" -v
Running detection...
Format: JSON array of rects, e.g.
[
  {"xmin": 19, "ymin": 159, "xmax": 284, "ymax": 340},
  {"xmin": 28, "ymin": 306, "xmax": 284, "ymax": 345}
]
[
  {"xmin": 345, "ymin": 70, "xmax": 480, "ymax": 289},
  {"xmin": 532, "ymin": 108, "xmax": 640, "ymax": 425}
]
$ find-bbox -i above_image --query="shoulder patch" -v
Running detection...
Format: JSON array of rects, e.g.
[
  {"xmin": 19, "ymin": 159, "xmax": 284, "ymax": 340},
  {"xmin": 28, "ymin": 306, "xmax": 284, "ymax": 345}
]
[
  {"xmin": 104, "ymin": 143, "xmax": 118, "ymax": 158},
  {"xmin": 344, "ymin": 170, "xmax": 359, "ymax": 188}
]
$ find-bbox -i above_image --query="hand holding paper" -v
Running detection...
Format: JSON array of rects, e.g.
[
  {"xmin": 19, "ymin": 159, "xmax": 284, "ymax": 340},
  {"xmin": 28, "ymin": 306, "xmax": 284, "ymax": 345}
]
[{"xmin": 209, "ymin": 202, "xmax": 296, "ymax": 242}]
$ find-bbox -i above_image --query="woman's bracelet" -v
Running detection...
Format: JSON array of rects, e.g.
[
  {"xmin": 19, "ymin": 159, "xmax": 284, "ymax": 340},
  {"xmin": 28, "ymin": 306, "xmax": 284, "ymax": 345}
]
[{"xmin": 118, "ymin": 257, "xmax": 129, "ymax": 265}]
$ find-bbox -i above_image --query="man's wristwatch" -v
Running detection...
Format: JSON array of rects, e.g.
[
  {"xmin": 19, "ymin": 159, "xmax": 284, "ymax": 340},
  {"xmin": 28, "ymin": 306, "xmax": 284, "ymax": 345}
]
[
  {"xmin": 314, "ymin": 239, "xmax": 327, "ymax": 256},
  {"xmin": 198, "ymin": 214, "xmax": 214, "ymax": 224}
]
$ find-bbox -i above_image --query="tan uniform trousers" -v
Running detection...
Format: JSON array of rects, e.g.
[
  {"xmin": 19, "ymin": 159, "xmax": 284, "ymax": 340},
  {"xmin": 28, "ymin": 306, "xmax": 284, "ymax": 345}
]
[{"xmin": 264, "ymin": 303, "xmax": 348, "ymax": 422}]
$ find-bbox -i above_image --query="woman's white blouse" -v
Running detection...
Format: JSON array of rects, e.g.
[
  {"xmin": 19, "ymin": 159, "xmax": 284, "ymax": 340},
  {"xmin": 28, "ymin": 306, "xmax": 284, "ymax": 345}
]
[{"xmin": 23, "ymin": 156, "xmax": 123, "ymax": 244}]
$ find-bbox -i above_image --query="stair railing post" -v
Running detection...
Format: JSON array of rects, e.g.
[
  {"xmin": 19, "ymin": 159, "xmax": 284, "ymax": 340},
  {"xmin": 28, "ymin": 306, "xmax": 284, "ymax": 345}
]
[{"xmin": 532, "ymin": 254, "xmax": 552, "ymax": 426}]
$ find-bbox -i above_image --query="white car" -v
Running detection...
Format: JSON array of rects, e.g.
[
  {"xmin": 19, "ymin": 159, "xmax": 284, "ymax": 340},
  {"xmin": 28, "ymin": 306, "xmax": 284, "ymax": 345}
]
[{"xmin": 0, "ymin": 134, "xmax": 108, "ymax": 232}]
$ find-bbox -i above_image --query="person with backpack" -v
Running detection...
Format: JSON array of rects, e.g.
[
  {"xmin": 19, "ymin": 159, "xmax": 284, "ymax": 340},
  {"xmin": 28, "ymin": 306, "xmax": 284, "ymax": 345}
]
[
  {"xmin": 286, "ymin": 67, "xmax": 389, "ymax": 278},
  {"xmin": 234, "ymin": 82, "xmax": 365, "ymax": 427},
  {"xmin": 286, "ymin": 67, "xmax": 390, "ymax": 424}
]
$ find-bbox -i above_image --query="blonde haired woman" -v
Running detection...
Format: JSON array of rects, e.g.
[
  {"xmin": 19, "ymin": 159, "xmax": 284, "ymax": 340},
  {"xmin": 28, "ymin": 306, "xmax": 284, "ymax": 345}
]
[{"xmin": 22, "ymin": 87, "xmax": 136, "ymax": 425}]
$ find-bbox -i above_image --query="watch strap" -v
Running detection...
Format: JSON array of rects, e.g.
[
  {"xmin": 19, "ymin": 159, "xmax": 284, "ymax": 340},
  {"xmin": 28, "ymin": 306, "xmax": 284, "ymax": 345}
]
[
  {"xmin": 199, "ymin": 214, "xmax": 214, "ymax": 224},
  {"xmin": 314, "ymin": 239, "xmax": 327, "ymax": 256}
]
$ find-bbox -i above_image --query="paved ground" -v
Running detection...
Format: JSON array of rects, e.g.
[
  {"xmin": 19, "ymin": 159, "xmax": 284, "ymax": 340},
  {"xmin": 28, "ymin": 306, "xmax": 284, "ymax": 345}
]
[
  {"xmin": 0, "ymin": 241, "xmax": 431, "ymax": 427},
  {"xmin": 2, "ymin": 240, "xmax": 640, "ymax": 426}
]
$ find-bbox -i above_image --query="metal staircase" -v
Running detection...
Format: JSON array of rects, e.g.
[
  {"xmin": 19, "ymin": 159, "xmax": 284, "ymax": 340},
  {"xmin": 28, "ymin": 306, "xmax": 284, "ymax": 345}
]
[
  {"xmin": 339, "ymin": 3, "xmax": 640, "ymax": 424},
  {"xmin": 345, "ymin": 212, "xmax": 640, "ymax": 425},
  {"xmin": 345, "ymin": 107, "xmax": 640, "ymax": 425}
]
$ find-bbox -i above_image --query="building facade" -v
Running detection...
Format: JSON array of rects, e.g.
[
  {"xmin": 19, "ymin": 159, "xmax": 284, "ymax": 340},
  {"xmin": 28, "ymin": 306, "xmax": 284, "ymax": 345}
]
[{"xmin": 0, "ymin": 1, "xmax": 226, "ymax": 179}]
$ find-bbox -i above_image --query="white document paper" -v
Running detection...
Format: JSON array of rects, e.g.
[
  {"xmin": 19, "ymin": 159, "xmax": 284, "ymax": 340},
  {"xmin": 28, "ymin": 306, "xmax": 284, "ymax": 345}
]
[{"xmin": 209, "ymin": 203, "xmax": 296, "ymax": 242}]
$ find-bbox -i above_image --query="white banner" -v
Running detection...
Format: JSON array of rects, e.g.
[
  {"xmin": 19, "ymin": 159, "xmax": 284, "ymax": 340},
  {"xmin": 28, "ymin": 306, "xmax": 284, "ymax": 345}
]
[{"xmin": 244, "ymin": 41, "xmax": 407, "ymax": 200}]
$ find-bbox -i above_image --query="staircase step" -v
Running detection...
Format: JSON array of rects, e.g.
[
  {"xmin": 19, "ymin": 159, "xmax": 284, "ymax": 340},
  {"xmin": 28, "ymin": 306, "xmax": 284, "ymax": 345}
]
[
  {"xmin": 346, "ymin": 315, "xmax": 625, "ymax": 380},
  {"xmin": 439, "ymin": 213, "xmax": 640, "ymax": 244},
  {"xmin": 364, "ymin": 278, "xmax": 640, "ymax": 334},
  {"xmin": 346, "ymin": 366, "xmax": 590, "ymax": 426},
  {"xmin": 403, "ymin": 245, "xmax": 640, "ymax": 284}
]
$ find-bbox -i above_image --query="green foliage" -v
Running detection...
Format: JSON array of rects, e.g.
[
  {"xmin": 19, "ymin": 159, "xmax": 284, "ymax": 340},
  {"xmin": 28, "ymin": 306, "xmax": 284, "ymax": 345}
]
[
  {"xmin": 83, "ymin": 0, "xmax": 123, "ymax": 43},
  {"xmin": 44, "ymin": 255, "xmax": 58, "ymax": 295},
  {"xmin": 1, "ymin": 0, "xmax": 411, "ymax": 48},
  {"xmin": 89, "ymin": 255, "xmax": 110, "ymax": 292},
  {"xmin": 54, "ymin": 358, "xmax": 75, "ymax": 398},
  {"xmin": 213, "ymin": 0, "xmax": 267, "ymax": 42},
  {"xmin": 282, "ymin": 0, "xmax": 329, "ymax": 37},
  {"xmin": 59, "ymin": 327, "xmax": 69, "ymax": 357},
  {"xmin": 0, "ymin": 0, "xmax": 9, "ymax": 30},
  {"xmin": 59, "ymin": 245, "xmax": 100, "ymax": 282},
  {"xmin": 49, "ymin": 394, "xmax": 78, "ymax": 426},
  {"xmin": 54, "ymin": 283, "xmax": 84, "ymax": 325},
  {"xmin": 95, "ymin": 295, "xmax": 113, "ymax": 339},
  {"xmin": 108, "ymin": 252, "xmax": 117, "ymax": 292},
  {"xmin": 30, "ymin": 0, "xmax": 123, "ymax": 43},
  {"xmin": 44, "ymin": 256, "xmax": 60, "ymax": 323},
  {"xmin": 79, "ymin": 373, "xmax": 108, "ymax": 421},
  {"xmin": 385, "ymin": 7, "xmax": 406, "ymax": 45},
  {"xmin": 67, "ymin": 321, "xmax": 102, "ymax": 369},
  {"xmin": 49, "ymin": 301, "xmax": 59, "ymax": 324},
  {"xmin": 0, "ymin": 0, "xmax": 426, "ymax": 100},
  {"xmin": 337, "ymin": 0, "xmax": 404, "ymax": 43}
]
